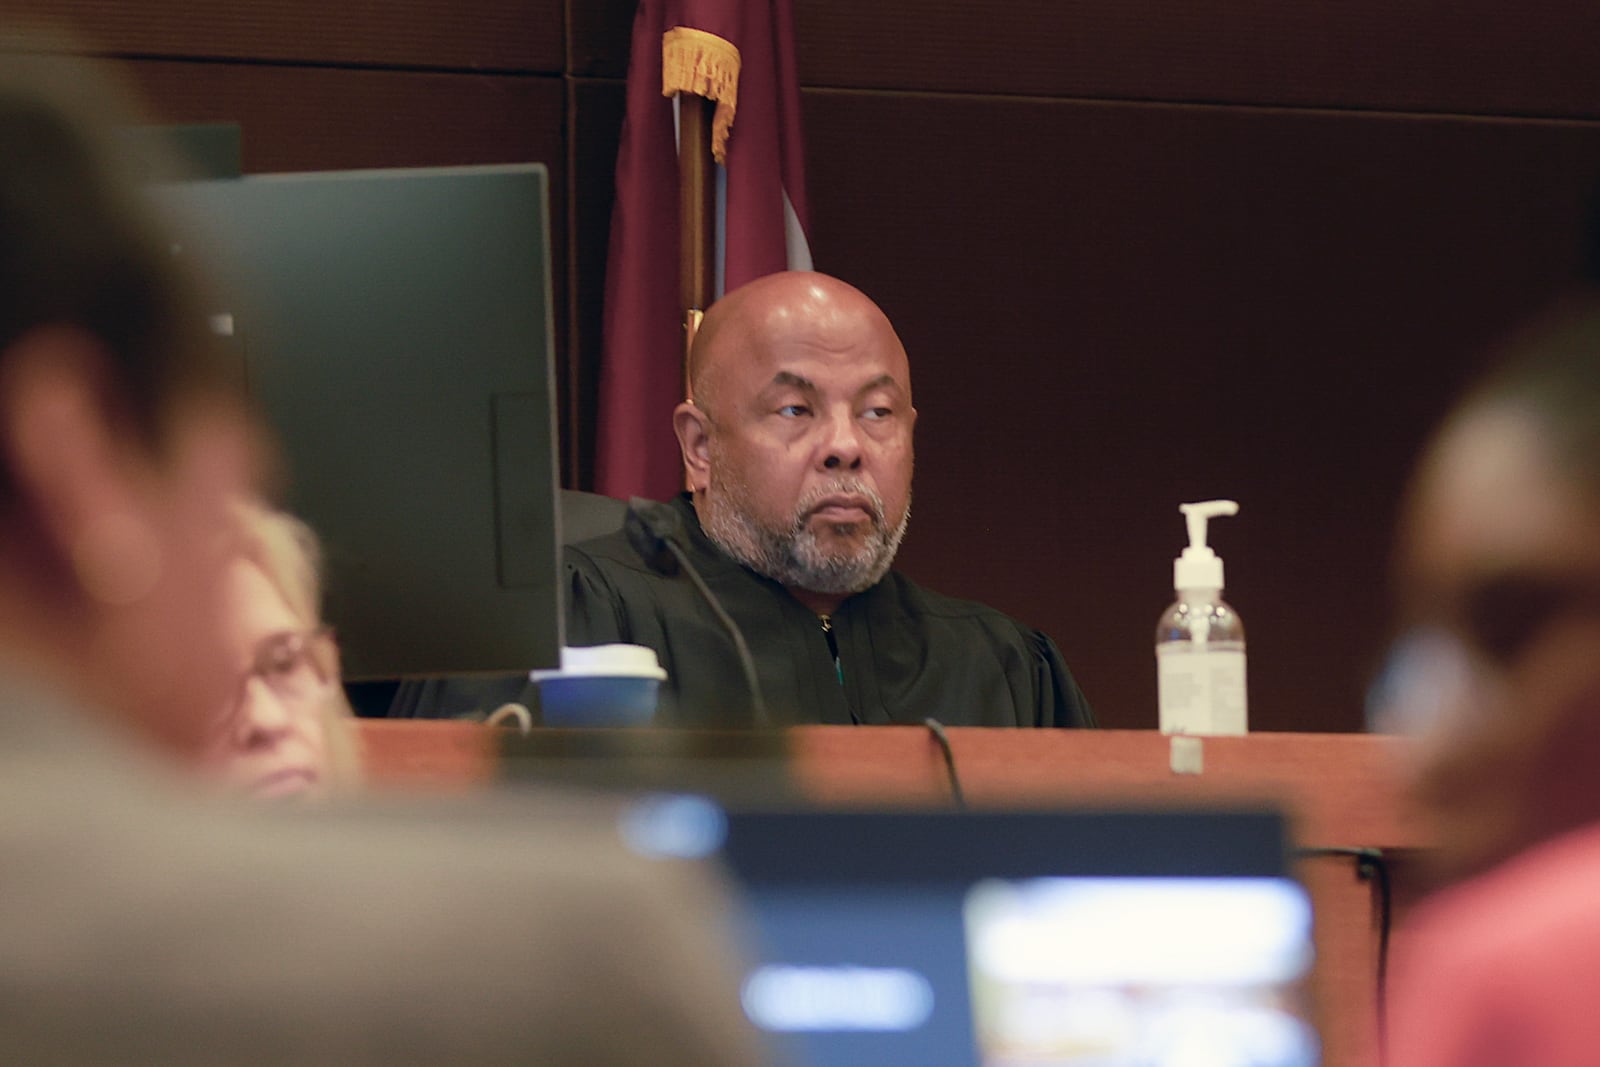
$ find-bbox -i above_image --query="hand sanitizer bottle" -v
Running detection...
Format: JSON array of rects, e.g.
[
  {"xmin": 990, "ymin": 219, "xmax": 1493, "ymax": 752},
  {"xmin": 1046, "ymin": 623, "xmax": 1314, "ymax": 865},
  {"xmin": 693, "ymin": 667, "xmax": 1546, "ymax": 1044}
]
[{"xmin": 1157, "ymin": 500, "xmax": 1247, "ymax": 735}]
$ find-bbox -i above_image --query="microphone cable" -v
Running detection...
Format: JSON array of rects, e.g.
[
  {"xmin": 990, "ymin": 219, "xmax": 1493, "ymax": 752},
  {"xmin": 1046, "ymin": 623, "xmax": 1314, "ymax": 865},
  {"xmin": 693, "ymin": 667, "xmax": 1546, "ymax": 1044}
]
[
  {"xmin": 663, "ymin": 537, "xmax": 771, "ymax": 728},
  {"xmin": 1297, "ymin": 845, "xmax": 1391, "ymax": 1062},
  {"xmin": 625, "ymin": 499, "xmax": 771, "ymax": 728},
  {"xmin": 922, "ymin": 718, "xmax": 966, "ymax": 809},
  {"xmin": 484, "ymin": 702, "xmax": 533, "ymax": 736}
]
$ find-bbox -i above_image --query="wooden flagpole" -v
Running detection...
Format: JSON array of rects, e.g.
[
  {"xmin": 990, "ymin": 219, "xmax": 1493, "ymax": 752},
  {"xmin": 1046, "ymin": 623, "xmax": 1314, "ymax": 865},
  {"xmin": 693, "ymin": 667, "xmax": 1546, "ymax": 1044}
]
[{"xmin": 678, "ymin": 93, "xmax": 717, "ymax": 403}]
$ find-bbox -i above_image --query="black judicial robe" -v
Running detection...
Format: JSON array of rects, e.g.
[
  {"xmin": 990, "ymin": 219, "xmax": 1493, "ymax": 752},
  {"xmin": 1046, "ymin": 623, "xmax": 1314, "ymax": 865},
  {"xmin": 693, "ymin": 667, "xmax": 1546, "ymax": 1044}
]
[{"xmin": 566, "ymin": 496, "xmax": 1095, "ymax": 728}]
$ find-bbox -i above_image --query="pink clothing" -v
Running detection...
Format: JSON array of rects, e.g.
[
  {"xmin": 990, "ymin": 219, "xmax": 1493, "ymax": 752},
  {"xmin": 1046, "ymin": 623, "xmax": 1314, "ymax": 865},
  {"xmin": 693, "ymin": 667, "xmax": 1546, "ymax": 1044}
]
[{"xmin": 1386, "ymin": 822, "xmax": 1600, "ymax": 1066}]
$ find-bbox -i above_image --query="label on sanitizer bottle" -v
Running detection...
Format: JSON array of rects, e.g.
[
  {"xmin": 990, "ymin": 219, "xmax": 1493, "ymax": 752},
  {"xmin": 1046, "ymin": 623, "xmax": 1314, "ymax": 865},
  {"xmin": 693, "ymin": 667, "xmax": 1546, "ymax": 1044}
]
[{"xmin": 1157, "ymin": 645, "xmax": 1247, "ymax": 736}]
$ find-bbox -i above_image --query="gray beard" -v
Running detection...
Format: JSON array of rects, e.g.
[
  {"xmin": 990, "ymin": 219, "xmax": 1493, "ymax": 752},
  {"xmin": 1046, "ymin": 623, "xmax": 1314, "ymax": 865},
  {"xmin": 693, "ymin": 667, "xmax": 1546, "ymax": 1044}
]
[{"xmin": 702, "ymin": 477, "xmax": 910, "ymax": 596}]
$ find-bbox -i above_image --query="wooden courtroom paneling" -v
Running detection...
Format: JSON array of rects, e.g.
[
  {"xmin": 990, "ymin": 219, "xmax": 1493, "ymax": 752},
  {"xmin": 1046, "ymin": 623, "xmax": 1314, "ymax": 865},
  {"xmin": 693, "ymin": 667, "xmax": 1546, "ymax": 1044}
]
[
  {"xmin": 789, "ymin": 728, "xmax": 1422, "ymax": 849},
  {"xmin": 567, "ymin": 0, "xmax": 636, "ymax": 80},
  {"xmin": 125, "ymin": 60, "xmax": 565, "ymax": 173},
  {"xmin": 1300, "ymin": 853, "xmax": 1383, "ymax": 1067},
  {"xmin": 795, "ymin": 1, "xmax": 1600, "ymax": 120},
  {"xmin": 7, "ymin": 0, "xmax": 563, "ymax": 72},
  {"xmin": 801, "ymin": 88, "xmax": 1600, "ymax": 731},
  {"xmin": 354, "ymin": 721, "xmax": 1420, "ymax": 847}
]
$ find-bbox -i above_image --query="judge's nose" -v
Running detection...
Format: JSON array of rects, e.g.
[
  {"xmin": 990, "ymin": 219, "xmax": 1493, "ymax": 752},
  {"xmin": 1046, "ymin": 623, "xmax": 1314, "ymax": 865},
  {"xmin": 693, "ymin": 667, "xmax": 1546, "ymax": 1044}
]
[{"xmin": 818, "ymin": 410, "xmax": 864, "ymax": 472}]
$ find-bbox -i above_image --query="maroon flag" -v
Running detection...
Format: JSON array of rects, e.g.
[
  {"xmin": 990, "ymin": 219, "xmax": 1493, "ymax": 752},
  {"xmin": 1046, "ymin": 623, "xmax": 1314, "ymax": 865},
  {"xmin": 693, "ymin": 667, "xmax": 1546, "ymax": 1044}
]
[{"xmin": 594, "ymin": 0, "xmax": 812, "ymax": 502}]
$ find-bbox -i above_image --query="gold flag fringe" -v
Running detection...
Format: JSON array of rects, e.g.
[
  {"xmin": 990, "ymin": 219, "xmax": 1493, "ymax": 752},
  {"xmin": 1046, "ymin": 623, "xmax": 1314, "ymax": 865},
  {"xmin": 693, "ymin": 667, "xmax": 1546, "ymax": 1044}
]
[{"xmin": 661, "ymin": 27, "xmax": 741, "ymax": 164}]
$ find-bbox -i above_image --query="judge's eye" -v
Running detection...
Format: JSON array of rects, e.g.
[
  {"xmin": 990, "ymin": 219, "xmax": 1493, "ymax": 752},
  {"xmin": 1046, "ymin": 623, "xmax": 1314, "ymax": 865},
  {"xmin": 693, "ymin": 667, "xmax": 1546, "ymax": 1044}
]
[
  {"xmin": 776, "ymin": 404, "xmax": 811, "ymax": 418},
  {"xmin": 861, "ymin": 406, "xmax": 894, "ymax": 421}
]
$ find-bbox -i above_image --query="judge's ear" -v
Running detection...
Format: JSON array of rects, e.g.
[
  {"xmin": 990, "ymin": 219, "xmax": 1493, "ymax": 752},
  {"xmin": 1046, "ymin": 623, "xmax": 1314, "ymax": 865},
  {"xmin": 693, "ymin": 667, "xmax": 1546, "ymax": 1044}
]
[
  {"xmin": 0, "ymin": 327, "xmax": 161, "ymax": 600},
  {"xmin": 673, "ymin": 400, "xmax": 713, "ymax": 493}
]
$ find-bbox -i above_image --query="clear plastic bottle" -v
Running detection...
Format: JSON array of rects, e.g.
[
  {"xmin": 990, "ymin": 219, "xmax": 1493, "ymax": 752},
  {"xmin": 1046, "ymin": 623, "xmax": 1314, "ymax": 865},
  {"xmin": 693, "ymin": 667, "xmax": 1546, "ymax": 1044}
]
[{"xmin": 1156, "ymin": 501, "xmax": 1248, "ymax": 735}]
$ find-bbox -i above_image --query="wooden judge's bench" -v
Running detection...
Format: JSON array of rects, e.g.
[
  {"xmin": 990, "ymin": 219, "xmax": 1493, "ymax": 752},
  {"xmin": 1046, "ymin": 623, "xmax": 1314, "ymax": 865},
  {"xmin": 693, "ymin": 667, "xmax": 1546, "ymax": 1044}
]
[{"xmin": 357, "ymin": 721, "xmax": 1419, "ymax": 1067}]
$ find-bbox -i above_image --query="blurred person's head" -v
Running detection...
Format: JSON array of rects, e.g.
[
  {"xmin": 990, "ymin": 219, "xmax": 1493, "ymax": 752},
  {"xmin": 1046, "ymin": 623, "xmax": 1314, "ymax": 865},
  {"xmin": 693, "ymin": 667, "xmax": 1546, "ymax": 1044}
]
[
  {"xmin": 1391, "ymin": 291, "xmax": 1600, "ymax": 881},
  {"xmin": 0, "ymin": 45, "xmax": 262, "ymax": 756},
  {"xmin": 203, "ymin": 502, "xmax": 358, "ymax": 799},
  {"xmin": 673, "ymin": 272, "xmax": 916, "ymax": 613}
]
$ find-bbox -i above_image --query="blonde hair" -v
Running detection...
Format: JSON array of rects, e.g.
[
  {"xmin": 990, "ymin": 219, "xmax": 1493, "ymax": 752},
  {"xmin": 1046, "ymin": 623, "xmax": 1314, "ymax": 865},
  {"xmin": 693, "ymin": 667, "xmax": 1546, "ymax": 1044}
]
[{"xmin": 230, "ymin": 498, "xmax": 363, "ymax": 788}]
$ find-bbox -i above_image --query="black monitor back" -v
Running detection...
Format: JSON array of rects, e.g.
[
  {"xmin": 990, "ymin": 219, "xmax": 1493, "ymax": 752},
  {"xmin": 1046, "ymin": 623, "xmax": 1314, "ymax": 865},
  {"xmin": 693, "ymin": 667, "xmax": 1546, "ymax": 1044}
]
[{"xmin": 154, "ymin": 164, "xmax": 561, "ymax": 678}]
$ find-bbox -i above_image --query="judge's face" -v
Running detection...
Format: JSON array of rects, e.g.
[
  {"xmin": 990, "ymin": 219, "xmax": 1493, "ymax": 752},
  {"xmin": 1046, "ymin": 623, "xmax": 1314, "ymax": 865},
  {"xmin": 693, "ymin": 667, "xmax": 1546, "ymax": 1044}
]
[
  {"xmin": 692, "ymin": 296, "xmax": 916, "ymax": 594},
  {"xmin": 1394, "ymin": 405, "xmax": 1600, "ymax": 876},
  {"xmin": 203, "ymin": 557, "xmax": 334, "ymax": 800}
]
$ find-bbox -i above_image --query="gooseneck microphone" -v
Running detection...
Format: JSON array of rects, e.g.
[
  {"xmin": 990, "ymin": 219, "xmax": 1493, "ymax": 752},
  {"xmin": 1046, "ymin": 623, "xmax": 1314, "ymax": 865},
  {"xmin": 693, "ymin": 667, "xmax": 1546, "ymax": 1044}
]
[{"xmin": 624, "ymin": 498, "xmax": 771, "ymax": 728}]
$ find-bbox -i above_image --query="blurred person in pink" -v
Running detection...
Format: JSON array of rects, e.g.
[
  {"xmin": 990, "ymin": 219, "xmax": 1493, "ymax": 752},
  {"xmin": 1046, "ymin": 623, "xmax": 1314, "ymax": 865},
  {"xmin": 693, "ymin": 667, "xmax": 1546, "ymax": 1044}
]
[{"xmin": 1381, "ymin": 291, "xmax": 1600, "ymax": 1066}]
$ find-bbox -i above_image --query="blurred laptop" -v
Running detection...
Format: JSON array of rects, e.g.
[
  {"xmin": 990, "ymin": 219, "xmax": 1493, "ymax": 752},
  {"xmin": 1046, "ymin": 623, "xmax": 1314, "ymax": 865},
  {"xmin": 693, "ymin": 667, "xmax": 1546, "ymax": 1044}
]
[{"xmin": 622, "ymin": 802, "xmax": 1318, "ymax": 1067}]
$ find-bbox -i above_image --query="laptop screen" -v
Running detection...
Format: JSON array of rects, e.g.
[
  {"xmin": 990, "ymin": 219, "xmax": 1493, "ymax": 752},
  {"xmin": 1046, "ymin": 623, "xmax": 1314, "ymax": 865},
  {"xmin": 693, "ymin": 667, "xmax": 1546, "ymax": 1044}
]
[{"xmin": 627, "ymin": 803, "xmax": 1319, "ymax": 1067}]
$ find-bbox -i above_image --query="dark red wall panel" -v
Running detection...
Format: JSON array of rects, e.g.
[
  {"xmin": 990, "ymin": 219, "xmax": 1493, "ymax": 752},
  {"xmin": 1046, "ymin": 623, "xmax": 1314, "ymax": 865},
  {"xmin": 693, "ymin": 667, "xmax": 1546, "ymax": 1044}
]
[
  {"xmin": 12, "ymin": 0, "xmax": 564, "ymax": 72},
  {"xmin": 125, "ymin": 61, "xmax": 563, "ymax": 172},
  {"xmin": 796, "ymin": 1, "xmax": 1600, "ymax": 119},
  {"xmin": 802, "ymin": 88, "xmax": 1600, "ymax": 729}
]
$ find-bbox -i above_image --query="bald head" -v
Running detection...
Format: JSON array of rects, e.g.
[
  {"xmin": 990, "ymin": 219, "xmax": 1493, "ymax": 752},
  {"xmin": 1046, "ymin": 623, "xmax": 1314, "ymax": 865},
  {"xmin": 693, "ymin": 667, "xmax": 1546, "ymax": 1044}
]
[
  {"xmin": 672, "ymin": 272, "xmax": 917, "ymax": 609},
  {"xmin": 687, "ymin": 272, "xmax": 911, "ymax": 416}
]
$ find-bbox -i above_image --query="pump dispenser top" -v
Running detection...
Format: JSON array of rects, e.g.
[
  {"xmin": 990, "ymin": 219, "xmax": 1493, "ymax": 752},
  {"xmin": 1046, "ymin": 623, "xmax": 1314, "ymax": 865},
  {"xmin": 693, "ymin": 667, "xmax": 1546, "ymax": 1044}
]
[{"xmin": 1174, "ymin": 500, "xmax": 1238, "ymax": 592}]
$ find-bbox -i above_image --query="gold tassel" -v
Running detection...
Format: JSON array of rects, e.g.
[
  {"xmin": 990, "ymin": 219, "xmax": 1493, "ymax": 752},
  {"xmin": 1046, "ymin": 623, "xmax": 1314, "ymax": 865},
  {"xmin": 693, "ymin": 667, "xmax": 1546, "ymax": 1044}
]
[{"xmin": 661, "ymin": 27, "xmax": 741, "ymax": 164}]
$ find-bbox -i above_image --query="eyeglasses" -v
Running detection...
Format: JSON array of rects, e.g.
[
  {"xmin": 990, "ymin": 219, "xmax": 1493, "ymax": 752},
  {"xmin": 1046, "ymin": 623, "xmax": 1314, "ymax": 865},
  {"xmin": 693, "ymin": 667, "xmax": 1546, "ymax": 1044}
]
[
  {"xmin": 1445, "ymin": 572, "xmax": 1600, "ymax": 668},
  {"xmin": 1372, "ymin": 571, "xmax": 1600, "ymax": 737},
  {"xmin": 217, "ymin": 626, "xmax": 336, "ymax": 731}
]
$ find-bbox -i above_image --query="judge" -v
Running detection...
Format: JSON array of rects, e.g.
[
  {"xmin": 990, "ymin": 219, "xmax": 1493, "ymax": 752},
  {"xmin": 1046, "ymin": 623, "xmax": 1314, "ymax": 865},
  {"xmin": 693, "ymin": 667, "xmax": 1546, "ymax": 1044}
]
[{"xmin": 567, "ymin": 272, "xmax": 1094, "ymax": 728}]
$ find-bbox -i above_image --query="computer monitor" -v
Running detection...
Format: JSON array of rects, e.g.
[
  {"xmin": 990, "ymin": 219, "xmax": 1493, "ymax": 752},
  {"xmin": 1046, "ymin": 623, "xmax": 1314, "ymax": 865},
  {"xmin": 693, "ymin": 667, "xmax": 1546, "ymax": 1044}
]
[
  {"xmin": 623, "ymin": 801, "xmax": 1319, "ymax": 1067},
  {"xmin": 152, "ymin": 165, "xmax": 562, "ymax": 678}
]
